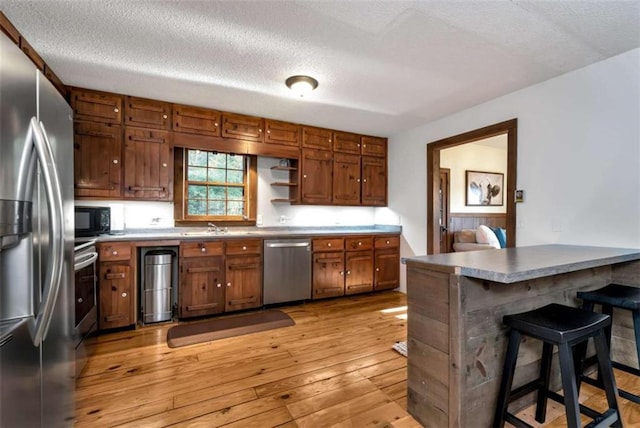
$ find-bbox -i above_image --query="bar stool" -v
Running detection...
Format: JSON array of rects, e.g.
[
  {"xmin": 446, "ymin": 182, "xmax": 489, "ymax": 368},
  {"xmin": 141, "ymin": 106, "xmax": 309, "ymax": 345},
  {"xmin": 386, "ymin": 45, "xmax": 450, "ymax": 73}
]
[
  {"xmin": 493, "ymin": 303, "xmax": 622, "ymax": 428},
  {"xmin": 576, "ymin": 283, "xmax": 640, "ymax": 404}
]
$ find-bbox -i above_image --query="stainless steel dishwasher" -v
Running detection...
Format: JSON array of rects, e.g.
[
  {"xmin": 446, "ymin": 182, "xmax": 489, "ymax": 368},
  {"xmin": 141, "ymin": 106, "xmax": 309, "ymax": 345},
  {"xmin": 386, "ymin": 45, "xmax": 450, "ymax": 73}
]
[{"xmin": 263, "ymin": 239, "xmax": 311, "ymax": 305}]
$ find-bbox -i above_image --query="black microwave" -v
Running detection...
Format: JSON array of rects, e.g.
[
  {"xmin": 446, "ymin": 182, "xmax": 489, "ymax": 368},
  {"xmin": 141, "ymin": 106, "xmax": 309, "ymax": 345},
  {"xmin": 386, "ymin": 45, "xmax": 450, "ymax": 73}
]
[{"xmin": 74, "ymin": 206, "xmax": 110, "ymax": 237}]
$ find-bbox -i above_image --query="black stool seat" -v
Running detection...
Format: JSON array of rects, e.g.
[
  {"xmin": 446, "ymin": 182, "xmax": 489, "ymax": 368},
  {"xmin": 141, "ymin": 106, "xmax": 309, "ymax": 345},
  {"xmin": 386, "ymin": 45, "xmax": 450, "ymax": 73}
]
[
  {"xmin": 494, "ymin": 303, "xmax": 622, "ymax": 428},
  {"xmin": 504, "ymin": 303, "xmax": 611, "ymax": 344},
  {"xmin": 576, "ymin": 283, "xmax": 640, "ymax": 405},
  {"xmin": 578, "ymin": 284, "xmax": 640, "ymax": 310}
]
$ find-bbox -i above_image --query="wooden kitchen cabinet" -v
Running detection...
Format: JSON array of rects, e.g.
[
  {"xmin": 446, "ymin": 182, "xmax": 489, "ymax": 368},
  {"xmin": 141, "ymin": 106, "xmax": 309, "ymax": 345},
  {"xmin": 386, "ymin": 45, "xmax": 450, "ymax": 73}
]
[
  {"xmin": 124, "ymin": 96, "xmax": 172, "ymax": 130},
  {"xmin": 222, "ymin": 113, "xmax": 264, "ymax": 142},
  {"xmin": 123, "ymin": 127, "xmax": 173, "ymax": 200},
  {"xmin": 264, "ymin": 119, "xmax": 300, "ymax": 147},
  {"xmin": 225, "ymin": 239, "xmax": 262, "ymax": 311},
  {"xmin": 361, "ymin": 156, "xmax": 387, "ymax": 206},
  {"xmin": 344, "ymin": 237, "xmax": 373, "ymax": 295},
  {"xmin": 71, "ymin": 88, "xmax": 123, "ymax": 124},
  {"xmin": 333, "ymin": 153, "xmax": 361, "ymax": 205},
  {"xmin": 179, "ymin": 241, "xmax": 225, "ymax": 318},
  {"xmin": 361, "ymin": 136, "xmax": 387, "ymax": 157},
  {"xmin": 98, "ymin": 241, "xmax": 134, "ymax": 330},
  {"xmin": 302, "ymin": 126, "xmax": 333, "ymax": 151},
  {"xmin": 312, "ymin": 250, "xmax": 345, "ymax": 299},
  {"xmin": 374, "ymin": 236, "xmax": 400, "ymax": 291},
  {"xmin": 74, "ymin": 122, "xmax": 122, "ymax": 198},
  {"xmin": 300, "ymin": 149, "xmax": 332, "ymax": 204},
  {"xmin": 173, "ymin": 104, "xmax": 221, "ymax": 136},
  {"xmin": 333, "ymin": 131, "xmax": 361, "ymax": 154}
]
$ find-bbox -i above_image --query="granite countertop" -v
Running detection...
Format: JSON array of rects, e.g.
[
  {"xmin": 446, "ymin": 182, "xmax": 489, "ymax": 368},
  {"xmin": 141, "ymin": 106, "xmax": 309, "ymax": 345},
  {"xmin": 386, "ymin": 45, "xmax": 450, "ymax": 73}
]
[
  {"xmin": 404, "ymin": 244, "xmax": 640, "ymax": 283},
  {"xmin": 91, "ymin": 225, "xmax": 402, "ymax": 242}
]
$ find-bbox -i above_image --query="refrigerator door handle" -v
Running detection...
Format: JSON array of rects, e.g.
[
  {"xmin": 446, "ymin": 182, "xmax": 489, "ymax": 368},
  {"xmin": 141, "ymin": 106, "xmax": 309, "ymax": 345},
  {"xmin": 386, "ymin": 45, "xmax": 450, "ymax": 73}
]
[{"xmin": 30, "ymin": 118, "xmax": 65, "ymax": 346}]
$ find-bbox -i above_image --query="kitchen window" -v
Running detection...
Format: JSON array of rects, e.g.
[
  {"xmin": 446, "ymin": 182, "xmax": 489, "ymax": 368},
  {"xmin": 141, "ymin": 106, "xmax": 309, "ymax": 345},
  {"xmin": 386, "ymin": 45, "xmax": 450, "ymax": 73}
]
[{"xmin": 174, "ymin": 148, "xmax": 257, "ymax": 224}]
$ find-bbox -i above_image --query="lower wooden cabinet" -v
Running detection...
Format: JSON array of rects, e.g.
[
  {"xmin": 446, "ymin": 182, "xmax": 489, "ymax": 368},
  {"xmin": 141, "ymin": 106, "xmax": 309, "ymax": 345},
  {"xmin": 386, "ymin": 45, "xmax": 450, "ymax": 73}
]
[
  {"xmin": 312, "ymin": 250, "xmax": 345, "ymax": 298},
  {"xmin": 98, "ymin": 262, "xmax": 132, "ymax": 330},
  {"xmin": 345, "ymin": 250, "xmax": 374, "ymax": 295},
  {"xmin": 225, "ymin": 254, "xmax": 262, "ymax": 311},
  {"xmin": 374, "ymin": 236, "xmax": 400, "ymax": 290},
  {"xmin": 179, "ymin": 256, "xmax": 225, "ymax": 318}
]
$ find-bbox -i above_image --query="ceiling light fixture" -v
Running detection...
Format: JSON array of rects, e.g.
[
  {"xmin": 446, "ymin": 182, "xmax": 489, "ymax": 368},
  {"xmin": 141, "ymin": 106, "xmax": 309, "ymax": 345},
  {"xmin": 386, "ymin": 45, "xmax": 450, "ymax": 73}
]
[{"xmin": 285, "ymin": 75, "xmax": 318, "ymax": 97}]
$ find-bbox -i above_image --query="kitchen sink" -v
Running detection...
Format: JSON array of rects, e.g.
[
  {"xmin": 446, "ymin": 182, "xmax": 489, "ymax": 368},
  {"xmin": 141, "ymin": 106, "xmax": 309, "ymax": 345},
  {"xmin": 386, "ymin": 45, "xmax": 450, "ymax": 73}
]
[{"xmin": 180, "ymin": 230, "xmax": 257, "ymax": 236}]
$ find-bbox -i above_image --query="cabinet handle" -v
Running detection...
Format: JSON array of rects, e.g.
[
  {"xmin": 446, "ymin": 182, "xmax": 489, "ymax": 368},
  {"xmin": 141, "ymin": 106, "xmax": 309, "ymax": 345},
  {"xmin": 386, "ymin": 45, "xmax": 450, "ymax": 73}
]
[
  {"xmin": 329, "ymin": 139, "xmax": 332, "ymax": 142},
  {"xmin": 162, "ymin": 114, "xmax": 168, "ymax": 119},
  {"xmin": 214, "ymin": 122, "xmax": 219, "ymax": 127},
  {"xmin": 77, "ymin": 298, "xmax": 83, "ymax": 303},
  {"xmin": 363, "ymin": 179, "xmax": 367, "ymax": 183},
  {"xmin": 386, "ymin": 240, "xmax": 390, "ymax": 244},
  {"xmin": 112, "ymin": 251, "xmax": 118, "ymax": 256},
  {"xmin": 201, "ymin": 247, "xmax": 206, "ymax": 253},
  {"xmin": 347, "ymin": 270, "xmax": 351, "ymax": 275},
  {"xmin": 121, "ymin": 292, "xmax": 127, "ymax": 298},
  {"xmin": 303, "ymin": 174, "xmax": 307, "ymax": 179},
  {"xmin": 162, "ymin": 163, "xmax": 167, "ymax": 167},
  {"xmin": 357, "ymin": 143, "xmax": 361, "ymax": 147},
  {"xmin": 357, "ymin": 178, "xmax": 360, "ymax": 183},
  {"xmin": 363, "ymin": 144, "xmax": 366, "ymax": 148},
  {"xmin": 258, "ymin": 128, "xmax": 262, "ymax": 132},
  {"xmin": 327, "ymin": 243, "xmax": 332, "ymax": 247},
  {"xmin": 358, "ymin": 242, "xmax": 362, "ymax": 246},
  {"xmin": 340, "ymin": 271, "xmax": 344, "ymax": 276},
  {"xmin": 376, "ymin": 267, "xmax": 380, "ymax": 272},
  {"xmin": 226, "ymin": 282, "xmax": 232, "ymax": 287},
  {"xmin": 217, "ymin": 283, "xmax": 222, "ymax": 288},
  {"xmin": 267, "ymin": 130, "xmax": 271, "ymax": 134},
  {"xmin": 242, "ymin": 246, "xmax": 247, "ymax": 251},
  {"xmin": 114, "ymin": 108, "xmax": 119, "ymax": 113},
  {"xmin": 113, "ymin": 159, "xmax": 119, "ymax": 164}
]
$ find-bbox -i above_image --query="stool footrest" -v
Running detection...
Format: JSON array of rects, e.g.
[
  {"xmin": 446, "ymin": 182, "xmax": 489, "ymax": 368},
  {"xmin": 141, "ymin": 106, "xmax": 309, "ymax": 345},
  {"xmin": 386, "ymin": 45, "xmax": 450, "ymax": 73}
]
[
  {"xmin": 504, "ymin": 412, "xmax": 534, "ymax": 428},
  {"xmin": 612, "ymin": 360, "xmax": 640, "ymax": 376},
  {"xmin": 546, "ymin": 391, "xmax": 608, "ymax": 421},
  {"xmin": 509, "ymin": 379, "xmax": 543, "ymax": 402},
  {"xmin": 584, "ymin": 409, "xmax": 619, "ymax": 428}
]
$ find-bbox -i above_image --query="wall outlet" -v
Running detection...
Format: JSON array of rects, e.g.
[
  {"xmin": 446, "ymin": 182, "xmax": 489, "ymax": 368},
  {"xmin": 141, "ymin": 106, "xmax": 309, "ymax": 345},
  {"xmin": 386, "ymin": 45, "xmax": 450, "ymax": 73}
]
[
  {"xmin": 257, "ymin": 214, "xmax": 263, "ymax": 226},
  {"xmin": 279, "ymin": 215, "xmax": 287, "ymax": 224}
]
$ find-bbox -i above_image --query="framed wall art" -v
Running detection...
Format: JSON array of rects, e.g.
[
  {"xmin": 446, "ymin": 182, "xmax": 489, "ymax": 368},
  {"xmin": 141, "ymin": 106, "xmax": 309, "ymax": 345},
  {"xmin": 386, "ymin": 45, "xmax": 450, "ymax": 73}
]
[{"xmin": 465, "ymin": 170, "xmax": 504, "ymax": 206}]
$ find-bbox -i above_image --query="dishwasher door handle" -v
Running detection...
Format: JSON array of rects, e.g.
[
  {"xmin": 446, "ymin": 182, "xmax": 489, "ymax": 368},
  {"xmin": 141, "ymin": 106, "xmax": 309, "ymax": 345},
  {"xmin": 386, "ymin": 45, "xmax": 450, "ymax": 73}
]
[{"xmin": 265, "ymin": 242, "xmax": 310, "ymax": 249}]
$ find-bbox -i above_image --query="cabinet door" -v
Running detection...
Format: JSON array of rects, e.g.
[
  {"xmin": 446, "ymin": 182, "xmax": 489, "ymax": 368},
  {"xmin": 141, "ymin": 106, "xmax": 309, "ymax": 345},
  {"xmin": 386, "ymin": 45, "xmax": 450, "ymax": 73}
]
[
  {"xmin": 124, "ymin": 96, "xmax": 172, "ymax": 130},
  {"xmin": 123, "ymin": 127, "xmax": 173, "ymax": 200},
  {"xmin": 332, "ymin": 153, "xmax": 361, "ymax": 205},
  {"xmin": 312, "ymin": 251, "xmax": 344, "ymax": 299},
  {"xmin": 173, "ymin": 104, "xmax": 221, "ymax": 136},
  {"xmin": 264, "ymin": 120, "xmax": 300, "ymax": 147},
  {"xmin": 300, "ymin": 149, "xmax": 332, "ymax": 204},
  {"xmin": 302, "ymin": 126, "xmax": 332, "ymax": 150},
  {"xmin": 374, "ymin": 248, "xmax": 399, "ymax": 291},
  {"xmin": 222, "ymin": 113, "xmax": 264, "ymax": 142},
  {"xmin": 71, "ymin": 89, "xmax": 123, "ymax": 124},
  {"xmin": 74, "ymin": 122, "xmax": 122, "ymax": 198},
  {"xmin": 361, "ymin": 156, "xmax": 387, "ymax": 206},
  {"xmin": 361, "ymin": 136, "xmax": 387, "ymax": 157},
  {"xmin": 345, "ymin": 250, "xmax": 373, "ymax": 295},
  {"xmin": 179, "ymin": 257, "xmax": 225, "ymax": 318},
  {"xmin": 225, "ymin": 255, "xmax": 262, "ymax": 311},
  {"xmin": 99, "ymin": 263, "xmax": 131, "ymax": 330},
  {"xmin": 333, "ymin": 131, "xmax": 360, "ymax": 154}
]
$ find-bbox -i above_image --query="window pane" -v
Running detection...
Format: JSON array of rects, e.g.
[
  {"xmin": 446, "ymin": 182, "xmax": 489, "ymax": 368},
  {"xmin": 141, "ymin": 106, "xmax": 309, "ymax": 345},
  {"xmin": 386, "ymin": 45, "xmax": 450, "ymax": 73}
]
[
  {"xmin": 227, "ymin": 201, "xmax": 244, "ymax": 216},
  {"xmin": 187, "ymin": 199, "xmax": 206, "ymax": 216},
  {"xmin": 208, "ymin": 168, "xmax": 226, "ymax": 183},
  {"xmin": 227, "ymin": 170, "xmax": 244, "ymax": 184},
  {"xmin": 187, "ymin": 184, "xmax": 207, "ymax": 199},
  {"xmin": 227, "ymin": 155, "xmax": 244, "ymax": 170},
  {"xmin": 207, "ymin": 201, "xmax": 225, "ymax": 216},
  {"xmin": 187, "ymin": 166, "xmax": 207, "ymax": 182},
  {"xmin": 188, "ymin": 150, "xmax": 207, "ymax": 166},
  {"xmin": 227, "ymin": 187, "xmax": 244, "ymax": 200},
  {"xmin": 208, "ymin": 152, "xmax": 226, "ymax": 168},
  {"xmin": 208, "ymin": 186, "xmax": 226, "ymax": 200}
]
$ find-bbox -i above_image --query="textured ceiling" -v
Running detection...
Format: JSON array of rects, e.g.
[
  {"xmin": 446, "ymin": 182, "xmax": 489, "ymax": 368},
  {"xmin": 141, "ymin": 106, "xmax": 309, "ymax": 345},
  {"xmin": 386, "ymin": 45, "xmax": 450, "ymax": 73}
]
[{"xmin": 1, "ymin": 1, "xmax": 639, "ymax": 136}]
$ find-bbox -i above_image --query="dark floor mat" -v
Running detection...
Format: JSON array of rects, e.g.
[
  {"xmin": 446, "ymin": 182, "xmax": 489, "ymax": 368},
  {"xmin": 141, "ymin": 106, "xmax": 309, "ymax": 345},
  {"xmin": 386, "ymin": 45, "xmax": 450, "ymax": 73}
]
[{"xmin": 166, "ymin": 310, "xmax": 295, "ymax": 348}]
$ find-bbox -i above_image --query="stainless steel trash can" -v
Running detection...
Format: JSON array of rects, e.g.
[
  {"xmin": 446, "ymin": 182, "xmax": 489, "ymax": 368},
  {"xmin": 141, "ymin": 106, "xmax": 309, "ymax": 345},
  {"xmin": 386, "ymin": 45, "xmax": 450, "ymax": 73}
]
[{"xmin": 143, "ymin": 250, "xmax": 174, "ymax": 323}]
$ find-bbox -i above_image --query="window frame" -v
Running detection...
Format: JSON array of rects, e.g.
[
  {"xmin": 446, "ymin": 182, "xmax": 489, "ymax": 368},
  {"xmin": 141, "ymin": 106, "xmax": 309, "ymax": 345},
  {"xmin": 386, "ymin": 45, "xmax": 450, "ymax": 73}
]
[{"xmin": 174, "ymin": 148, "xmax": 257, "ymax": 225}]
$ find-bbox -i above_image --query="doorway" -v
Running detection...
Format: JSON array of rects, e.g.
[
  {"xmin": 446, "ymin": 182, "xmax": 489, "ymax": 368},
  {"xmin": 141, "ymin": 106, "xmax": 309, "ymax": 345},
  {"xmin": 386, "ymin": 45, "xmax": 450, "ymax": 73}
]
[
  {"xmin": 426, "ymin": 119, "xmax": 517, "ymax": 255},
  {"xmin": 439, "ymin": 168, "xmax": 450, "ymax": 254}
]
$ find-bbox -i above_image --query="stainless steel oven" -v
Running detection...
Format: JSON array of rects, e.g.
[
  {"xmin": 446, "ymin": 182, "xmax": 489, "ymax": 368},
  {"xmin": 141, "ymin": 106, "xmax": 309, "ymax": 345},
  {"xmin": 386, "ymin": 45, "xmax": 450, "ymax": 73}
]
[{"xmin": 74, "ymin": 239, "xmax": 98, "ymax": 377}]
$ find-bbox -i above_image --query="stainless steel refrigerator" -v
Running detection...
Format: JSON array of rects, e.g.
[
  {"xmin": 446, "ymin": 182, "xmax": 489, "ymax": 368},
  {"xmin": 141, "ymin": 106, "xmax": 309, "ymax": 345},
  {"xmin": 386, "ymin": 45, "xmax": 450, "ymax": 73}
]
[{"xmin": 0, "ymin": 31, "xmax": 75, "ymax": 427}]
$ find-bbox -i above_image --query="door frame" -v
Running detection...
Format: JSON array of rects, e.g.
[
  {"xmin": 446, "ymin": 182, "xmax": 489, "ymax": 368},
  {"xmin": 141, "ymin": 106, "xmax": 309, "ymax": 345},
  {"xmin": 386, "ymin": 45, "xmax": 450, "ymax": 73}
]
[
  {"xmin": 439, "ymin": 168, "xmax": 450, "ymax": 253},
  {"xmin": 426, "ymin": 119, "xmax": 518, "ymax": 255}
]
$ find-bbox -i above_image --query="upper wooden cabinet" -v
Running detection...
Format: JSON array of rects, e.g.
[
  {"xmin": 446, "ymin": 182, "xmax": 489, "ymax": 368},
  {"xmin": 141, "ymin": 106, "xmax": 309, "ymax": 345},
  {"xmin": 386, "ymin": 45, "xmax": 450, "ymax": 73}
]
[
  {"xmin": 74, "ymin": 122, "xmax": 122, "ymax": 198},
  {"xmin": 173, "ymin": 104, "xmax": 221, "ymax": 136},
  {"xmin": 333, "ymin": 131, "xmax": 360, "ymax": 154},
  {"xmin": 264, "ymin": 119, "xmax": 300, "ymax": 147},
  {"xmin": 300, "ymin": 149, "xmax": 333, "ymax": 205},
  {"xmin": 361, "ymin": 156, "xmax": 387, "ymax": 206},
  {"xmin": 332, "ymin": 153, "xmax": 361, "ymax": 205},
  {"xmin": 123, "ymin": 127, "xmax": 173, "ymax": 200},
  {"xmin": 302, "ymin": 126, "xmax": 332, "ymax": 151},
  {"xmin": 222, "ymin": 113, "xmax": 264, "ymax": 142},
  {"xmin": 124, "ymin": 96, "xmax": 171, "ymax": 130},
  {"xmin": 361, "ymin": 136, "xmax": 387, "ymax": 157},
  {"xmin": 71, "ymin": 89, "xmax": 123, "ymax": 124}
]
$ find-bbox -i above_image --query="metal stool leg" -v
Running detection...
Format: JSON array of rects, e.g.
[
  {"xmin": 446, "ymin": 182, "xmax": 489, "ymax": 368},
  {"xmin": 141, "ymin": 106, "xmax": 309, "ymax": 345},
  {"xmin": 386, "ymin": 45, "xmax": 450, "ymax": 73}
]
[
  {"xmin": 535, "ymin": 342, "xmax": 553, "ymax": 423},
  {"xmin": 557, "ymin": 342, "xmax": 581, "ymax": 428},
  {"xmin": 493, "ymin": 330, "xmax": 522, "ymax": 428}
]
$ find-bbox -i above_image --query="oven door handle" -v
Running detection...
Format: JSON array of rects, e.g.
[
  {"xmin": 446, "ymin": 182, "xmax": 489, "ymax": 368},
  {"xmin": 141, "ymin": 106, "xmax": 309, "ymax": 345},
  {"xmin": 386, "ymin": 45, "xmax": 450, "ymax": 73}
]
[{"xmin": 74, "ymin": 252, "xmax": 98, "ymax": 271}]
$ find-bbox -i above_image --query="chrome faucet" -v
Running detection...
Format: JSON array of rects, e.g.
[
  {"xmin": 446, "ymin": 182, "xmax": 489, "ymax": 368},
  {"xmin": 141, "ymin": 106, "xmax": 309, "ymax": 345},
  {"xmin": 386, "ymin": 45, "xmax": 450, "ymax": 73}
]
[{"xmin": 207, "ymin": 223, "xmax": 218, "ymax": 233}]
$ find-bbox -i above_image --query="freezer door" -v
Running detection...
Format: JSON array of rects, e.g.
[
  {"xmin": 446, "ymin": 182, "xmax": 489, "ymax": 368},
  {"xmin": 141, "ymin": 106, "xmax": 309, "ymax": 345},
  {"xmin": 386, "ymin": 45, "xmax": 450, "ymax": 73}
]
[{"xmin": 37, "ymin": 72, "xmax": 75, "ymax": 426}]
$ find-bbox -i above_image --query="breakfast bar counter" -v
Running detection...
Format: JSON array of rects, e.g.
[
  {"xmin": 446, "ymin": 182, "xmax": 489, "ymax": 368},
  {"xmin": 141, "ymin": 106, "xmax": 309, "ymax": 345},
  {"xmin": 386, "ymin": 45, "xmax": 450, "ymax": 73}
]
[{"xmin": 404, "ymin": 244, "xmax": 640, "ymax": 427}]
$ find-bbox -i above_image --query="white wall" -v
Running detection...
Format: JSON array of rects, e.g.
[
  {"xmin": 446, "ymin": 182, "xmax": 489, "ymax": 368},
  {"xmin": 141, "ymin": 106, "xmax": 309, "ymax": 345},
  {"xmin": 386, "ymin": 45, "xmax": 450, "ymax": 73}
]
[
  {"xmin": 389, "ymin": 48, "xmax": 640, "ymax": 291},
  {"xmin": 440, "ymin": 138, "xmax": 507, "ymax": 213}
]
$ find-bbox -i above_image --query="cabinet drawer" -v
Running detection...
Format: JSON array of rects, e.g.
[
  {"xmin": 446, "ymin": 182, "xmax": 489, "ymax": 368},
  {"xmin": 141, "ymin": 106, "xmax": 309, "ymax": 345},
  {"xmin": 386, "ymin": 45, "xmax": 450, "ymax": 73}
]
[
  {"xmin": 312, "ymin": 238, "xmax": 344, "ymax": 251},
  {"xmin": 374, "ymin": 236, "xmax": 400, "ymax": 249},
  {"xmin": 181, "ymin": 241, "xmax": 224, "ymax": 258},
  {"xmin": 346, "ymin": 237, "xmax": 373, "ymax": 251},
  {"xmin": 226, "ymin": 239, "xmax": 261, "ymax": 255},
  {"xmin": 98, "ymin": 242, "xmax": 131, "ymax": 261}
]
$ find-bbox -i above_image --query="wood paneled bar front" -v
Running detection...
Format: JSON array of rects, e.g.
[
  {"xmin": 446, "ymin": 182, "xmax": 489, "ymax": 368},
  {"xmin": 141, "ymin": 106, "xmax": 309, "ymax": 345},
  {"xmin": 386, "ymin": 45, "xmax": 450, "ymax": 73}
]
[{"xmin": 404, "ymin": 244, "xmax": 640, "ymax": 427}]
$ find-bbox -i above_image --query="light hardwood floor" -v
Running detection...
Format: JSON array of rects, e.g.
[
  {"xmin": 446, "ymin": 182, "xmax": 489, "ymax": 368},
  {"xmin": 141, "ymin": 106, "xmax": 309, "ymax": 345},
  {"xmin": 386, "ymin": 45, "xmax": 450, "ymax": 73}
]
[{"xmin": 77, "ymin": 292, "xmax": 639, "ymax": 427}]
